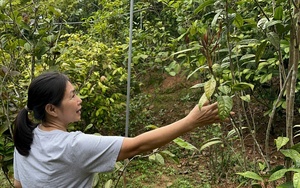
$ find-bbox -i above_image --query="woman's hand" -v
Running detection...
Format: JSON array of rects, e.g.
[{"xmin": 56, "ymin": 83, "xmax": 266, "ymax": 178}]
[{"xmin": 185, "ymin": 102, "xmax": 233, "ymax": 128}]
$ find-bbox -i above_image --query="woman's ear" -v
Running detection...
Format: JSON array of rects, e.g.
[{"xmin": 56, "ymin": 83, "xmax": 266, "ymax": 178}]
[{"xmin": 45, "ymin": 104, "xmax": 58, "ymax": 117}]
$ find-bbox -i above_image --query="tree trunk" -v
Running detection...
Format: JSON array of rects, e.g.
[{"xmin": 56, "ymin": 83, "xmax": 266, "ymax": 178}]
[{"xmin": 286, "ymin": 0, "xmax": 300, "ymax": 182}]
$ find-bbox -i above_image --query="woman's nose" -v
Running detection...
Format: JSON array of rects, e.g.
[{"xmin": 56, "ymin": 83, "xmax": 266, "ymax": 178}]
[{"xmin": 77, "ymin": 95, "xmax": 82, "ymax": 104}]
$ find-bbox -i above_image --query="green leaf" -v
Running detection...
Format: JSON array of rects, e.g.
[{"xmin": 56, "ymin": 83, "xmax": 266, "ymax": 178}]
[
  {"xmin": 47, "ymin": 5, "xmax": 62, "ymax": 17},
  {"xmin": 291, "ymin": 143, "xmax": 300, "ymax": 153},
  {"xmin": 275, "ymin": 137, "xmax": 289, "ymax": 151},
  {"xmin": 267, "ymin": 32, "xmax": 280, "ymax": 50},
  {"xmin": 257, "ymin": 62, "xmax": 269, "ymax": 70},
  {"xmin": 217, "ymin": 96, "xmax": 233, "ymax": 120},
  {"xmin": 232, "ymin": 82, "xmax": 254, "ymax": 91},
  {"xmin": 173, "ymin": 137, "xmax": 198, "ymax": 151},
  {"xmin": 190, "ymin": 21, "xmax": 198, "ymax": 36},
  {"xmin": 204, "ymin": 77, "xmax": 216, "ymax": 99},
  {"xmin": 155, "ymin": 153, "xmax": 165, "ymax": 165},
  {"xmin": 257, "ymin": 17, "xmax": 268, "ymax": 29},
  {"xmin": 161, "ymin": 150, "xmax": 175, "ymax": 158},
  {"xmin": 240, "ymin": 54, "xmax": 255, "ymax": 61},
  {"xmin": 265, "ymin": 20, "xmax": 282, "ymax": 28},
  {"xmin": 24, "ymin": 42, "xmax": 32, "ymax": 52},
  {"xmin": 255, "ymin": 41, "xmax": 267, "ymax": 63},
  {"xmin": 114, "ymin": 162, "xmax": 124, "ymax": 171},
  {"xmin": 191, "ymin": 82, "xmax": 205, "ymax": 89},
  {"xmin": 269, "ymin": 169, "xmax": 288, "ymax": 181},
  {"xmin": 84, "ymin": 124, "xmax": 93, "ymax": 132},
  {"xmin": 198, "ymin": 93, "xmax": 208, "ymax": 109},
  {"xmin": 194, "ymin": 0, "xmax": 215, "ymax": 14},
  {"xmin": 0, "ymin": 0, "xmax": 8, "ymax": 7},
  {"xmin": 274, "ymin": 6, "xmax": 283, "ymax": 20},
  {"xmin": 294, "ymin": 173, "xmax": 300, "ymax": 188},
  {"xmin": 200, "ymin": 138, "xmax": 222, "ymax": 151},
  {"xmin": 165, "ymin": 61, "xmax": 181, "ymax": 76},
  {"xmin": 0, "ymin": 124, "xmax": 8, "ymax": 135},
  {"xmin": 211, "ymin": 9, "xmax": 223, "ymax": 27},
  {"xmin": 218, "ymin": 85, "xmax": 231, "ymax": 95},
  {"xmin": 281, "ymin": 100, "xmax": 286, "ymax": 109},
  {"xmin": 104, "ymin": 179, "xmax": 113, "ymax": 188},
  {"xmin": 236, "ymin": 171, "xmax": 263, "ymax": 181},
  {"xmin": 188, "ymin": 67, "xmax": 203, "ymax": 80},
  {"xmin": 240, "ymin": 95, "xmax": 251, "ymax": 102},
  {"xmin": 233, "ymin": 13, "xmax": 244, "ymax": 28},
  {"xmin": 93, "ymin": 173, "xmax": 99, "ymax": 187},
  {"xmin": 258, "ymin": 162, "xmax": 267, "ymax": 171},
  {"xmin": 145, "ymin": 125, "xmax": 159, "ymax": 130},
  {"xmin": 280, "ymin": 149, "xmax": 300, "ymax": 167},
  {"xmin": 169, "ymin": 71, "xmax": 176, "ymax": 76},
  {"xmin": 260, "ymin": 73, "xmax": 272, "ymax": 83},
  {"xmin": 294, "ymin": 125, "xmax": 300, "ymax": 128},
  {"xmin": 227, "ymin": 127, "xmax": 247, "ymax": 138},
  {"xmin": 172, "ymin": 46, "xmax": 200, "ymax": 56},
  {"xmin": 149, "ymin": 154, "xmax": 156, "ymax": 161}
]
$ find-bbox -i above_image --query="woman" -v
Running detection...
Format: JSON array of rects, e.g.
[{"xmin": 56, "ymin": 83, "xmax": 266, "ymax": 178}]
[{"xmin": 13, "ymin": 71, "xmax": 233, "ymax": 188}]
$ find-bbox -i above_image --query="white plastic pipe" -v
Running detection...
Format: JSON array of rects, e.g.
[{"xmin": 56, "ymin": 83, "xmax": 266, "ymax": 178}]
[{"xmin": 125, "ymin": 0, "xmax": 134, "ymax": 137}]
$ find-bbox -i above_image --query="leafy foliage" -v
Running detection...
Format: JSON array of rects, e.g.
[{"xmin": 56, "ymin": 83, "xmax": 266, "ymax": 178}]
[
  {"xmin": 1, "ymin": 0, "xmax": 300, "ymax": 187},
  {"xmin": 237, "ymin": 137, "xmax": 300, "ymax": 187},
  {"xmin": 56, "ymin": 33, "xmax": 128, "ymax": 134}
]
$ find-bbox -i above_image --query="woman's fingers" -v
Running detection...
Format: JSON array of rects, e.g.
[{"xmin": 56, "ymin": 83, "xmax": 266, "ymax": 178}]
[{"xmin": 191, "ymin": 101, "xmax": 235, "ymax": 126}]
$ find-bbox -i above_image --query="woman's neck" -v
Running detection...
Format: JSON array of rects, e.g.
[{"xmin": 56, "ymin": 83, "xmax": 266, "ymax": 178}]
[{"xmin": 39, "ymin": 122, "xmax": 67, "ymax": 131}]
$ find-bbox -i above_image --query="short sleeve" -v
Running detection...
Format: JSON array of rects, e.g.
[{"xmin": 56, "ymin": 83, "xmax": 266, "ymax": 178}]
[
  {"xmin": 13, "ymin": 149, "xmax": 20, "ymax": 181},
  {"xmin": 70, "ymin": 133, "xmax": 124, "ymax": 173}
]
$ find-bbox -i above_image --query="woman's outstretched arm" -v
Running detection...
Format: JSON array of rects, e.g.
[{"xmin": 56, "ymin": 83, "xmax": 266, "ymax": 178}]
[{"xmin": 117, "ymin": 102, "xmax": 233, "ymax": 161}]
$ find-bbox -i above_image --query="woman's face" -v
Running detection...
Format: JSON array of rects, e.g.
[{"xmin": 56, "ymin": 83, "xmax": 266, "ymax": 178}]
[{"xmin": 55, "ymin": 81, "xmax": 82, "ymax": 125}]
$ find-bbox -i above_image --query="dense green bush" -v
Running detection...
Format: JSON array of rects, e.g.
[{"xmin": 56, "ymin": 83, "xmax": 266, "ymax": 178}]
[{"xmin": 55, "ymin": 33, "xmax": 129, "ymax": 134}]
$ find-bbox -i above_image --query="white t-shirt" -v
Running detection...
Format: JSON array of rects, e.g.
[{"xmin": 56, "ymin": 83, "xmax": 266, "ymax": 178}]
[{"xmin": 14, "ymin": 126, "xmax": 124, "ymax": 188}]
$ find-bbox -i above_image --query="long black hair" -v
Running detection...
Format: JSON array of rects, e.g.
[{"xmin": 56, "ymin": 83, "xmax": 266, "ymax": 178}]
[{"xmin": 13, "ymin": 72, "xmax": 69, "ymax": 156}]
